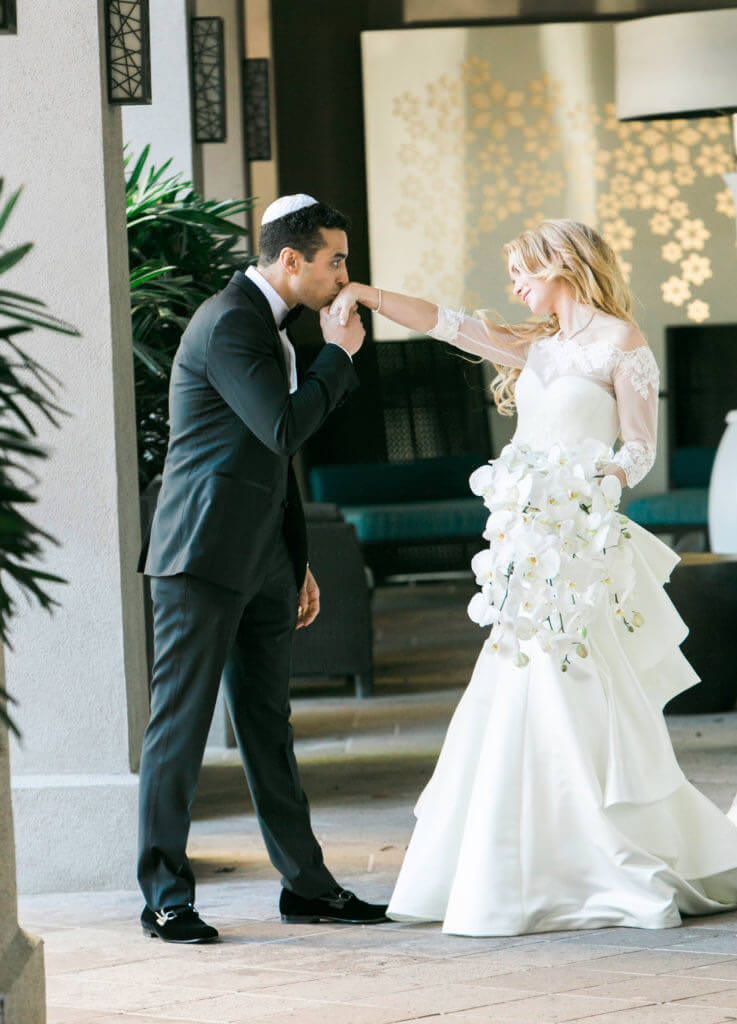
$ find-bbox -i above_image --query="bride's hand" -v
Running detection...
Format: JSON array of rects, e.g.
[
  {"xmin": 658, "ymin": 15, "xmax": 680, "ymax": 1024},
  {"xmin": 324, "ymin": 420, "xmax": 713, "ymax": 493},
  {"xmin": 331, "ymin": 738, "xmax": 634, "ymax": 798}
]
[
  {"xmin": 330, "ymin": 283, "xmax": 363, "ymax": 326},
  {"xmin": 601, "ymin": 463, "xmax": 627, "ymax": 488}
]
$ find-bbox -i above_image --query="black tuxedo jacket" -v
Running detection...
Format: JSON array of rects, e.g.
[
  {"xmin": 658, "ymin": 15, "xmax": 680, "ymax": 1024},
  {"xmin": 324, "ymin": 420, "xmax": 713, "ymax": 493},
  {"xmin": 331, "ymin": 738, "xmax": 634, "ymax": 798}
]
[{"xmin": 139, "ymin": 271, "xmax": 359, "ymax": 593}]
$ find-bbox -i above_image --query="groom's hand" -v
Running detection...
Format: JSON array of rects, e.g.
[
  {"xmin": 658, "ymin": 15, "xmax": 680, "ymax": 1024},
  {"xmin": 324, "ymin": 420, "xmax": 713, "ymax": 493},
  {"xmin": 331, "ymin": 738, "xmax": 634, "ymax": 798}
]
[
  {"xmin": 320, "ymin": 306, "xmax": 365, "ymax": 358},
  {"xmin": 296, "ymin": 566, "xmax": 320, "ymax": 629}
]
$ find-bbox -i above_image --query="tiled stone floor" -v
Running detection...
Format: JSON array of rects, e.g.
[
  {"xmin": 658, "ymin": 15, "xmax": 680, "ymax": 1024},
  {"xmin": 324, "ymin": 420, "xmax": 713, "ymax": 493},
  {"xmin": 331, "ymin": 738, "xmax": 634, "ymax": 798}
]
[{"xmin": 18, "ymin": 583, "xmax": 737, "ymax": 1023}]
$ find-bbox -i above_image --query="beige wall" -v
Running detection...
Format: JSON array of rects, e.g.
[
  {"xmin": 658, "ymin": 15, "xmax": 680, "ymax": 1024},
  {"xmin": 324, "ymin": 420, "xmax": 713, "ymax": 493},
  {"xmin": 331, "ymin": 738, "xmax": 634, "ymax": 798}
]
[
  {"xmin": 194, "ymin": 0, "xmax": 279, "ymax": 247},
  {"xmin": 362, "ymin": 22, "xmax": 737, "ymax": 494},
  {"xmin": 196, "ymin": 0, "xmax": 249, "ymax": 229},
  {"xmin": 244, "ymin": 0, "xmax": 279, "ymax": 234},
  {"xmin": 123, "ymin": 0, "xmax": 195, "ymax": 180}
]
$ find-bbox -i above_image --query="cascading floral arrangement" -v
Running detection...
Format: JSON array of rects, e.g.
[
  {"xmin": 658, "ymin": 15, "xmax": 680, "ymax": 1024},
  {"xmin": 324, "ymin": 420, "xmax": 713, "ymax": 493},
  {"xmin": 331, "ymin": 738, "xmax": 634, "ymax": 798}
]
[{"xmin": 467, "ymin": 439, "xmax": 644, "ymax": 672}]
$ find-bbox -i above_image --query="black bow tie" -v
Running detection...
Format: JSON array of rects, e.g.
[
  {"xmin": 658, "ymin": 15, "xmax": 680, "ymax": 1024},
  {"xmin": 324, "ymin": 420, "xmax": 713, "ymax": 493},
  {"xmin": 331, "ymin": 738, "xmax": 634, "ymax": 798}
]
[{"xmin": 279, "ymin": 305, "xmax": 304, "ymax": 331}]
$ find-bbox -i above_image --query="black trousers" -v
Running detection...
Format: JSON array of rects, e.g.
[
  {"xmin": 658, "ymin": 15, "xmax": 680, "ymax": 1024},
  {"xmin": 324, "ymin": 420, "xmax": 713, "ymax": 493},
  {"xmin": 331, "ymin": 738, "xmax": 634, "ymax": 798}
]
[{"xmin": 137, "ymin": 535, "xmax": 337, "ymax": 910}]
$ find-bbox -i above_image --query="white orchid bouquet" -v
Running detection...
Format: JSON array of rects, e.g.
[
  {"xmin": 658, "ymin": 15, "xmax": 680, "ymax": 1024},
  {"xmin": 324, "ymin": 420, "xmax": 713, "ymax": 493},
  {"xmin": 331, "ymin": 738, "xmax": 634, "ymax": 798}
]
[{"xmin": 467, "ymin": 439, "xmax": 644, "ymax": 672}]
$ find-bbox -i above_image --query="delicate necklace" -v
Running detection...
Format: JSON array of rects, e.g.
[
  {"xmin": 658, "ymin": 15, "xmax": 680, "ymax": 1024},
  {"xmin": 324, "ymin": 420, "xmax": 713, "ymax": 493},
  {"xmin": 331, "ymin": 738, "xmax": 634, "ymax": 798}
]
[{"xmin": 557, "ymin": 311, "xmax": 595, "ymax": 343}]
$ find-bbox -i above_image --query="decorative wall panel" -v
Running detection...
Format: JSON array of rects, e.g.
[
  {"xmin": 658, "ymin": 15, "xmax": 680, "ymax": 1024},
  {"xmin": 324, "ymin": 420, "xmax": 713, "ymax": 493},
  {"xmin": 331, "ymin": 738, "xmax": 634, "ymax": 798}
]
[
  {"xmin": 105, "ymin": 0, "xmax": 152, "ymax": 104},
  {"xmin": 191, "ymin": 16, "xmax": 226, "ymax": 143},
  {"xmin": 362, "ymin": 24, "xmax": 737, "ymax": 347},
  {"xmin": 0, "ymin": 0, "xmax": 17, "ymax": 33},
  {"xmin": 244, "ymin": 58, "xmax": 271, "ymax": 161}
]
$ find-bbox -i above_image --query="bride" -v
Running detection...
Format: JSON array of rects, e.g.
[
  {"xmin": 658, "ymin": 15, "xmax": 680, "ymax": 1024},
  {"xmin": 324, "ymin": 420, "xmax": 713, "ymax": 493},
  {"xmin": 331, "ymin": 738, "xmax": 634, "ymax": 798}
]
[{"xmin": 329, "ymin": 219, "xmax": 737, "ymax": 937}]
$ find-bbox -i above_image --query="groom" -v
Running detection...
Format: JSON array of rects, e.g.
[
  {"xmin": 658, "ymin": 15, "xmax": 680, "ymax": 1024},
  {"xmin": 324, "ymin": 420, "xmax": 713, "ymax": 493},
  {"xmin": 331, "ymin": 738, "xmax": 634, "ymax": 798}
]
[{"xmin": 137, "ymin": 194, "xmax": 388, "ymax": 942}]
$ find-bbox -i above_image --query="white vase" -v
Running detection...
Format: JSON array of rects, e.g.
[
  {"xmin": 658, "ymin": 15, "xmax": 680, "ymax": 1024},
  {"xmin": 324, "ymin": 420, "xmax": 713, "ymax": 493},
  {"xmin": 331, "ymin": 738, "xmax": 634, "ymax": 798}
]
[{"xmin": 708, "ymin": 409, "xmax": 737, "ymax": 553}]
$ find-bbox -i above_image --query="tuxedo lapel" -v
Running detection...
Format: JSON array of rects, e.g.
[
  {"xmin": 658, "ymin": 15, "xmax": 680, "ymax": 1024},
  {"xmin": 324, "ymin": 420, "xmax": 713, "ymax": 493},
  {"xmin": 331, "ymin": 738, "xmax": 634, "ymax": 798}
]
[{"xmin": 229, "ymin": 270, "xmax": 289, "ymax": 382}]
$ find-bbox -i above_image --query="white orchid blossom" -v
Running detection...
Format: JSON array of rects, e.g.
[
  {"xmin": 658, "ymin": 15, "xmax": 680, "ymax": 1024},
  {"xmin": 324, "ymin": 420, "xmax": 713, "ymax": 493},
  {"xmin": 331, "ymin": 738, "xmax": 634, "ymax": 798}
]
[{"xmin": 467, "ymin": 440, "xmax": 643, "ymax": 672}]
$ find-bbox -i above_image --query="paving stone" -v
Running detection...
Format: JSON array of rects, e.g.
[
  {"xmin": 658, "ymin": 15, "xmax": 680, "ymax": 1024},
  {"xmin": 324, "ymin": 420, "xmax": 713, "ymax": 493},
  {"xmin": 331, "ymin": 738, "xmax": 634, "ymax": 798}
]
[
  {"xmin": 130, "ymin": 992, "xmax": 310, "ymax": 1023},
  {"xmin": 43, "ymin": 948, "xmax": 172, "ymax": 977},
  {"xmin": 437, "ymin": 990, "xmax": 648, "ymax": 1022},
  {"xmin": 442, "ymin": 942, "xmax": 636, "ymax": 974},
  {"xmin": 561, "ymin": 927, "xmax": 696, "ymax": 950},
  {"xmin": 49, "ymin": 1016, "xmax": 208, "ymax": 1024},
  {"xmin": 564, "ymin": 1005, "xmax": 732, "ymax": 1024},
  {"xmin": 668, "ymin": 930, "xmax": 737, "ymax": 955},
  {"xmin": 674, "ymin": 958, "xmax": 737, "ymax": 981},
  {"xmin": 674, "ymin": 987, "xmax": 737, "ymax": 1009},
  {"xmin": 569, "ymin": 950, "xmax": 737, "ymax": 975},
  {"xmin": 231, "ymin": 1007, "xmax": 402, "ymax": 1024},
  {"xmin": 357, "ymin": 980, "xmax": 540, "ymax": 1016},
  {"xmin": 575, "ymin": 972, "xmax": 737, "ymax": 1003},
  {"xmin": 46, "ymin": 975, "xmax": 217, "ymax": 1014},
  {"xmin": 466, "ymin": 963, "xmax": 649, "ymax": 994}
]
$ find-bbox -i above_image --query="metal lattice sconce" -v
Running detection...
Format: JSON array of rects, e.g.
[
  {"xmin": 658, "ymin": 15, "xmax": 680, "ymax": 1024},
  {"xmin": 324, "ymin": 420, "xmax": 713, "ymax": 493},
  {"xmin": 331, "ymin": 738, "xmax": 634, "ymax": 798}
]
[
  {"xmin": 104, "ymin": 0, "xmax": 152, "ymax": 104},
  {"xmin": 243, "ymin": 59, "xmax": 271, "ymax": 161},
  {"xmin": 191, "ymin": 17, "xmax": 226, "ymax": 144},
  {"xmin": 0, "ymin": 0, "xmax": 17, "ymax": 33}
]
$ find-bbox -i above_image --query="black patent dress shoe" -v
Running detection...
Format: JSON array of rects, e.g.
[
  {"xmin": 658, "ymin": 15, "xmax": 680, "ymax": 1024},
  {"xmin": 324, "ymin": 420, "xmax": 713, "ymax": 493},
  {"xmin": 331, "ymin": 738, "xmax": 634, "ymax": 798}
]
[
  {"xmin": 141, "ymin": 903, "xmax": 219, "ymax": 943},
  {"xmin": 280, "ymin": 887, "xmax": 389, "ymax": 924}
]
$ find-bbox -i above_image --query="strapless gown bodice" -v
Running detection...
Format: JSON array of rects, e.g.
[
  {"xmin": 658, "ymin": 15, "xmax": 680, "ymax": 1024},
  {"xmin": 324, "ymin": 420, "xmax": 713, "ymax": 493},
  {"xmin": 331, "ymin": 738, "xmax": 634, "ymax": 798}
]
[
  {"xmin": 512, "ymin": 365, "xmax": 620, "ymax": 451},
  {"xmin": 425, "ymin": 307, "xmax": 661, "ymax": 487}
]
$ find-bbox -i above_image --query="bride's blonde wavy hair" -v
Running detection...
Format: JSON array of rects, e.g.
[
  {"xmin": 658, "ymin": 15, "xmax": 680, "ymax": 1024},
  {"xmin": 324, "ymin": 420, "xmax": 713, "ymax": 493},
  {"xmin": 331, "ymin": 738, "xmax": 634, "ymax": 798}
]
[{"xmin": 476, "ymin": 219, "xmax": 638, "ymax": 416}]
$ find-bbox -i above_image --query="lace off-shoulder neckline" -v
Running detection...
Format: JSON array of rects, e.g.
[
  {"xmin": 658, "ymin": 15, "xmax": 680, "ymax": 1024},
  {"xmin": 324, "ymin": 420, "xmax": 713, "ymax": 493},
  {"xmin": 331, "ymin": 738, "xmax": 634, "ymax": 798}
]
[{"xmin": 534, "ymin": 331, "xmax": 659, "ymax": 398}]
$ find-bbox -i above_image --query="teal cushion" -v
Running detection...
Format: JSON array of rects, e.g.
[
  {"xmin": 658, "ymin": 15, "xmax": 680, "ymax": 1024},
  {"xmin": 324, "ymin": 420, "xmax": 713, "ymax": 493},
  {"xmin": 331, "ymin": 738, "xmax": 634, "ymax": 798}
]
[
  {"xmin": 626, "ymin": 488, "xmax": 708, "ymax": 527},
  {"xmin": 341, "ymin": 498, "xmax": 487, "ymax": 544},
  {"xmin": 310, "ymin": 455, "xmax": 488, "ymax": 505},
  {"xmin": 670, "ymin": 447, "xmax": 717, "ymax": 488}
]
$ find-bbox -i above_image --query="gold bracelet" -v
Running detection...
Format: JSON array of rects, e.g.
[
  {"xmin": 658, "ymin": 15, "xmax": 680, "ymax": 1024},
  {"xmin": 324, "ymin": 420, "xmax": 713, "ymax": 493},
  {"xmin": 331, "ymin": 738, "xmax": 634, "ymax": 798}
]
[{"xmin": 375, "ymin": 288, "xmax": 383, "ymax": 314}]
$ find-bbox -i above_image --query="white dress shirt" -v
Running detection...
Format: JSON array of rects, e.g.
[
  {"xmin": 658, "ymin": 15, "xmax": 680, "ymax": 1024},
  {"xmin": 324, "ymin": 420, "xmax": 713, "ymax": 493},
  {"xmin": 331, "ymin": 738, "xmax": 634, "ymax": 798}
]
[{"xmin": 245, "ymin": 265, "xmax": 298, "ymax": 393}]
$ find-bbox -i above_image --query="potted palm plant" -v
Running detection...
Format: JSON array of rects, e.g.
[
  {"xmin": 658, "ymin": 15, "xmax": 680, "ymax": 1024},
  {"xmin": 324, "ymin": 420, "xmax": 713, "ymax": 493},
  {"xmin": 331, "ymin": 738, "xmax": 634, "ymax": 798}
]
[
  {"xmin": 126, "ymin": 146, "xmax": 251, "ymax": 488},
  {"xmin": 0, "ymin": 178, "xmax": 78, "ymax": 1022}
]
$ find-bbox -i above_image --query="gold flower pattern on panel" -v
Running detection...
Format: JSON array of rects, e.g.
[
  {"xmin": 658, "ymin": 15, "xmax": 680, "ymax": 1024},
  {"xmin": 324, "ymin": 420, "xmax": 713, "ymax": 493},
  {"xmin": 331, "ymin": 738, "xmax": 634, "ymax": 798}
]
[
  {"xmin": 716, "ymin": 188, "xmax": 737, "ymax": 219},
  {"xmin": 687, "ymin": 299, "xmax": 710, "ymax": 323},
  {"xmin": 661, "ymin": 276, "xmax": 691, "ymax": 307},
  {"xmin": 390, "ymin": 65, "xmax": 736, "ymax": 321}
]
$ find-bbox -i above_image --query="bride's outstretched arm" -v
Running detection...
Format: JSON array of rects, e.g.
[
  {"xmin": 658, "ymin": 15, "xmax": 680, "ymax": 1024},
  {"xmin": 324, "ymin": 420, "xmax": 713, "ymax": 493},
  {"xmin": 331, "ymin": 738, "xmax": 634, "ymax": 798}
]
[
  {"xmin": 330, "ymin": 283, "xmax": 437, "ymax": 333},
  {"xmin": 330, "ymin": 283, "xmax": 530, "ymax": 369}
]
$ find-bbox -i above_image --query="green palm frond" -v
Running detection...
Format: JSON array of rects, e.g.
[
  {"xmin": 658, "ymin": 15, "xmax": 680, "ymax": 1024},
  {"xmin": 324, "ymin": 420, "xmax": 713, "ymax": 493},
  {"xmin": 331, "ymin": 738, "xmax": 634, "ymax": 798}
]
[{"xmin": 0, "ymin": 179, "xmax": 76, "ymax": 735}]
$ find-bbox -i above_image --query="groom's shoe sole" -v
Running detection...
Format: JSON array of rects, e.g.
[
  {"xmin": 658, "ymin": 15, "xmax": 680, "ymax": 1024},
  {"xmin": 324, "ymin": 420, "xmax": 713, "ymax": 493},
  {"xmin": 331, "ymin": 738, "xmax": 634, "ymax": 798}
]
[
  {"xmin": 281, "ymin": 913, "xmax": 389, "ymax": 925},
  {"xmin": 141, "ymin": 924, "xmax": 219, "ymax": 943}
]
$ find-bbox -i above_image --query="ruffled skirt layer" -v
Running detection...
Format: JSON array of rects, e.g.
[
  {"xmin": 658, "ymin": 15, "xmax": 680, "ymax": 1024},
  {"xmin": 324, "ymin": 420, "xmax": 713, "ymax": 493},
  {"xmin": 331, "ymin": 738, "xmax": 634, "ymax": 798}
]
[{"xmin": 387, "ymin": 520, "xmax": 737, "ymax": 936}]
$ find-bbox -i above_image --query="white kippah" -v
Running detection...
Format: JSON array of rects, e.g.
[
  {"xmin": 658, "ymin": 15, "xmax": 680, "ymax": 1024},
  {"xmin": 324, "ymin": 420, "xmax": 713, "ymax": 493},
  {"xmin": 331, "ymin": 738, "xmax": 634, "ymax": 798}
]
[{"xmin": 261, "ymin": 193, "xmax": 318, "ymax": 225}]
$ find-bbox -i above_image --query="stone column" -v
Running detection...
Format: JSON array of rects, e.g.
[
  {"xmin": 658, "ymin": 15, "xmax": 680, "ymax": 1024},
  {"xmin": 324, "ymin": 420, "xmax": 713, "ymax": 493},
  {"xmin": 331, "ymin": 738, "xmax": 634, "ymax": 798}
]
[
  {"xmin": 0, "ymin": 658, "xmax": 45, "ymax": 1023},
  {"xmin": 0, "ymin": 1, "xmax": 148, "ymax": 893}
]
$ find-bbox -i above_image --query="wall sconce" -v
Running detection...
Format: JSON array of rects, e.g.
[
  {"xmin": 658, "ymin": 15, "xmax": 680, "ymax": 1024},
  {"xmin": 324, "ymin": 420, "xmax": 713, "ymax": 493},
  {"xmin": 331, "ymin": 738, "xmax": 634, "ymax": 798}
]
[
  {"xmin": 243, "ymin": 58, "xmax": 271, "ymax": 161},
  {"xmin": 0, "ymin": 0, "xmax": 17, "ymax": 33},
  {"xmin": 191, "ymin": 17, "xmax": 226, "ymax": 144},
  {"xmin": 104, "ymin": 0, "xmax": 152, "ymax": 104}
]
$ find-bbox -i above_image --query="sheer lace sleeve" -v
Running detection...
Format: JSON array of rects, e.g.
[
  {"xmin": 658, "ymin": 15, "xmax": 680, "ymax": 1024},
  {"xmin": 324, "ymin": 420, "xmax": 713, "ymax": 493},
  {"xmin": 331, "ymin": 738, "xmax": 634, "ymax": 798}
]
[
  {"xmin": 610, "ymin": 338, "xmax": 660, "ymax": 488},
  {"xmin": 427, "ymin": 307, "xmax": 530, "ymax": 369}
]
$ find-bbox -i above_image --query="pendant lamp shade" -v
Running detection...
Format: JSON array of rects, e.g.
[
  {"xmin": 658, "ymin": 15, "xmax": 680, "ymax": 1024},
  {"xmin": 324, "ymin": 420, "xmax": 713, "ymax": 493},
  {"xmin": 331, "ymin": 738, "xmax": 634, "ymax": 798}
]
[{"xmin": 615, "ymin": 9, "xmax": 737, "ymax": 122}]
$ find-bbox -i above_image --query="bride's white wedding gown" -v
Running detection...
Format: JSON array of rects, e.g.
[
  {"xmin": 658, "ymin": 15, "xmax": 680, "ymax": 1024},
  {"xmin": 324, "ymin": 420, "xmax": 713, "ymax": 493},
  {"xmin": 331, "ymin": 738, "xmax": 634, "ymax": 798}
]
[{"xmin": 387, "ymin": 308, "xmax": 737, "ymax": 937}]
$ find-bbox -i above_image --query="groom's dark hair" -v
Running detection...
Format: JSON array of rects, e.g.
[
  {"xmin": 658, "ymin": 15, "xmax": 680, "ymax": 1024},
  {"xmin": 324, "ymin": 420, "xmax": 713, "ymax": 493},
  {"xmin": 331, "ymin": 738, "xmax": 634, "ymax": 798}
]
[{"xmin": 258, "ymin": 201, "xmax": 350, "ymax": 265}]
